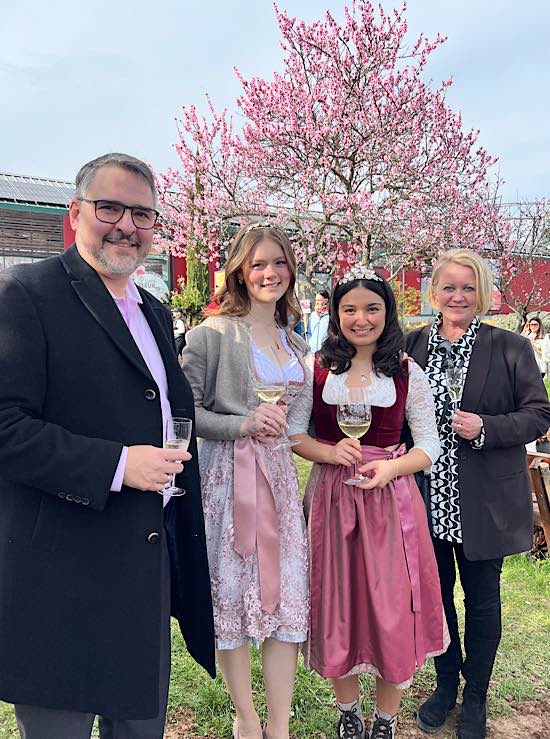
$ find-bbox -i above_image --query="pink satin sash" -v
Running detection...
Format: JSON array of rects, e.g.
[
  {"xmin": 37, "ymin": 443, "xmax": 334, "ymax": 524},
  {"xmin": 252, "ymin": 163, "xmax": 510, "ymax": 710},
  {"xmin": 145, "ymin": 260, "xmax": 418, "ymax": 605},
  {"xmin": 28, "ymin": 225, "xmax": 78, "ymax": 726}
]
[{"xmin": 233, "ymin": 437, "xmax": 280, "ymax": 614}]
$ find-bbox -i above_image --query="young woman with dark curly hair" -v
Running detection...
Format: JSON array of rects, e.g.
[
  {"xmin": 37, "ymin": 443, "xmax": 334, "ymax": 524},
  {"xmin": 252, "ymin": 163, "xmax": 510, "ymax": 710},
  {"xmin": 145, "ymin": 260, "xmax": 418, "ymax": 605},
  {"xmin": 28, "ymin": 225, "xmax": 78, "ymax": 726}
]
[{"xmin": 291, "ymin": 268, "xmax": 448, "ymax": 739}]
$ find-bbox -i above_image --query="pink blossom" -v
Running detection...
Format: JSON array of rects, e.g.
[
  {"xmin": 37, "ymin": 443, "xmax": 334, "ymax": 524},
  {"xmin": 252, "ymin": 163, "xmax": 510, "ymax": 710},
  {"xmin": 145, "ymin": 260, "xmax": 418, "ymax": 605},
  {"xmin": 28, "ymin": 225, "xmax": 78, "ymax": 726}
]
[{"xmin": 155, "ymin": 0, "xmax": 507, "ymax": 283}]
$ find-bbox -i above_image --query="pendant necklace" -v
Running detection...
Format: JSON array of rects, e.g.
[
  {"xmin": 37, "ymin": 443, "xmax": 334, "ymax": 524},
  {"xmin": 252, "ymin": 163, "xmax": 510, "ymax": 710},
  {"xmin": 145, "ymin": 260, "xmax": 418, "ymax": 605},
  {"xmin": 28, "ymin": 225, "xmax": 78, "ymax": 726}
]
[
  {"xmin": 358, "ymin": 365, "xmax": 372, "ymax": 383},
  {"xmin": 250, "ymin": 318, "xmax": 281, "ymax": 350}
]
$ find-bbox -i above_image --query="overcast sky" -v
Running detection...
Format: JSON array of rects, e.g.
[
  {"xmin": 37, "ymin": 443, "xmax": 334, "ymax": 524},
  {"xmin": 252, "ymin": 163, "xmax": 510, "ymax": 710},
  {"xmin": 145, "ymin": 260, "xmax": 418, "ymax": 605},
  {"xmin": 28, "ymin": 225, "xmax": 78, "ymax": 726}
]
[{"xmin": 1, "ymin": 0, "xmax": 548, "ymax": 202}]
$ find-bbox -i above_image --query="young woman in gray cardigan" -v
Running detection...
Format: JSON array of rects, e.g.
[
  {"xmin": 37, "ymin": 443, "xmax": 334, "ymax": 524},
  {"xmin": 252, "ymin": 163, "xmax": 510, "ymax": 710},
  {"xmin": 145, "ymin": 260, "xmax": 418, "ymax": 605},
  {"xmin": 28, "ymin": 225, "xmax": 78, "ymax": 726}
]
[{"xmin": 182, "ymin": 223, "xmax": 311, "ymax": 739}]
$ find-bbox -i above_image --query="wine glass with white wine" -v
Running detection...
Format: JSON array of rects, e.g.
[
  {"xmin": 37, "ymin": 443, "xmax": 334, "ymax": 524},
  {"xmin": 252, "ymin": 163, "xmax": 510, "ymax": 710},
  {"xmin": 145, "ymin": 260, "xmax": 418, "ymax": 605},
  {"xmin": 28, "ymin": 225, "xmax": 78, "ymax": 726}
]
[
  {"xmin": 163, "ymin": 416, "xmax": 192, "ymax": 497},
  {"xmin": 249, "ymin": 344, "xmax": 286, "ymax": 401},
  {"xmin": 336, "ymin": 387, "xmax": 372, "ymax": 486},
  {"xmin": 445, "ymin": 364, "xmax": 464, "ymax": 418},
  {"xmin": 248, "ymin": 343, "xmax": 289, "ymax": 447}
]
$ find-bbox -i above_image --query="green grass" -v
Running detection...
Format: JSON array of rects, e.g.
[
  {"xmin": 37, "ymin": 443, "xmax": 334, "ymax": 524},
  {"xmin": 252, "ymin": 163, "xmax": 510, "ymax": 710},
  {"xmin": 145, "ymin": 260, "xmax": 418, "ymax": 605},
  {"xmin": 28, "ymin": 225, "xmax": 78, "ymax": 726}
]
[
  {"xmin": 0, "ymin": 708, "xmax": 15, "ymax": 739},
  {"xmin": 164, "ymin": 475, "xmax": 550, "ymax": 738},
  {"xmin": 2, "ymin": 458, "xmax": 549, "ymax": 738}
]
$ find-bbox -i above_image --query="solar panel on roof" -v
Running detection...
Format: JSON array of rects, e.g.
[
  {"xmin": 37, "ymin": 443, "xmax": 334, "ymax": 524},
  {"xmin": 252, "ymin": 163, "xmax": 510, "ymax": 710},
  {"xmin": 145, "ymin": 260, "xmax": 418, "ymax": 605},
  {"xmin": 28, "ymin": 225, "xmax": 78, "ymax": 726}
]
[
  {"xmin": 20, "ymin": 182, "xmax": 68, "ymax": 204},
  {"xmin": 0, "ymin": 174, "xmax": 74, "ymax": 206}
]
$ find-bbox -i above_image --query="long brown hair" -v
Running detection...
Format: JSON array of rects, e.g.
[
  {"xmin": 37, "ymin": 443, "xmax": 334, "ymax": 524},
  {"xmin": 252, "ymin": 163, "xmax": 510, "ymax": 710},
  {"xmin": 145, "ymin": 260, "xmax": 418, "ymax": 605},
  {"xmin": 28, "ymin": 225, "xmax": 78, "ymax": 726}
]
[{"xmin": 206, "ymin": 223, "xmax": 301, "ymax": 327}]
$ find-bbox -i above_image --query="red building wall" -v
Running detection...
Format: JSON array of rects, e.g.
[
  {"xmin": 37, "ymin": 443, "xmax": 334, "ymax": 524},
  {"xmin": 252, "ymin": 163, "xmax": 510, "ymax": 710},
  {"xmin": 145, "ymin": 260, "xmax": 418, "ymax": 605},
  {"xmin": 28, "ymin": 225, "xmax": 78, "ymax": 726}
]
[
  {"xmin": 171, "ymin": 255, "xmax": 187, "ymax": 286},
  {"xmin": 63, "ymin": 215, "xmax": 75, "ymax": 247},
  {"xmin": 497, "ymin": 257, "xmax": 550, "ymax": 314}
]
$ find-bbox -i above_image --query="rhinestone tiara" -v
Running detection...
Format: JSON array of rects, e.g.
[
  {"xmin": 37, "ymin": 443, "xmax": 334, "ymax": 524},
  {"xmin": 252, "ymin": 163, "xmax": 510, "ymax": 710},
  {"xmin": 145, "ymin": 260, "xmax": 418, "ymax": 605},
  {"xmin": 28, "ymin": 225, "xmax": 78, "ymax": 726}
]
[
  {"xmin": 244, "ymin": 221, "xmax": 280, "ymax": 233},
  {"xmin": 338, "ymin": 264, "xmax": 384, "ymax": 285}
]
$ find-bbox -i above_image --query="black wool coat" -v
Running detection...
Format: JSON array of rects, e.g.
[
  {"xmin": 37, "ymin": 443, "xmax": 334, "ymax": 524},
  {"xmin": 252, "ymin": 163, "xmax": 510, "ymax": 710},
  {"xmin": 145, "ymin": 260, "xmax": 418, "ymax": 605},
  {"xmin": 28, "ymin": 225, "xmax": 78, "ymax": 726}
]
[
  {"xmin": 406, "ymin": 322, "xmax": 550, "ymax": 561},
  {"xmin": 0, "ymin": 246, "xmax": 215, "ymax": 718}
]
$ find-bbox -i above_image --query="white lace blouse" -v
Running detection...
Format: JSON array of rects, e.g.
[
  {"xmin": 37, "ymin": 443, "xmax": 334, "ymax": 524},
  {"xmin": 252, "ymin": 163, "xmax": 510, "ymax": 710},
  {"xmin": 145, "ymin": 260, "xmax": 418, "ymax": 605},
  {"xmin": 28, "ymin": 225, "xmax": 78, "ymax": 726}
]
[{"xmin": 289, "ymin": 356, "xmax": 441, "ymax": 466}]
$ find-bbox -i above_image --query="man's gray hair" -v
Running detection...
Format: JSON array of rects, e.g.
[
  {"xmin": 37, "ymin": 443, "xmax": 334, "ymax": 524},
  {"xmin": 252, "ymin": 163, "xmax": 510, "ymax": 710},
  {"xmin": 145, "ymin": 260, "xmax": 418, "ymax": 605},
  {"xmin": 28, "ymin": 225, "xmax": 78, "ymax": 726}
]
[{"xmin": 74, "ymin": 153, "xmax": 158, "ymax": 208}]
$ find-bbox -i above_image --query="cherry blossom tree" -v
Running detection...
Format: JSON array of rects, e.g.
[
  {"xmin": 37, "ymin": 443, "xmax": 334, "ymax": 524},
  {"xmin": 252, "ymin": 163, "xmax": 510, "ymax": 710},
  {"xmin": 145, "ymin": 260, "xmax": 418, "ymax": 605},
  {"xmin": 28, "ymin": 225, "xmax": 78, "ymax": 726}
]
[
  {"xmin": 489, "ymin": 200, "xmax": 550, "ymax": 328},
  {"xmin": 157, "ymin": 0, "xmax": 506, "ymax": 282}
]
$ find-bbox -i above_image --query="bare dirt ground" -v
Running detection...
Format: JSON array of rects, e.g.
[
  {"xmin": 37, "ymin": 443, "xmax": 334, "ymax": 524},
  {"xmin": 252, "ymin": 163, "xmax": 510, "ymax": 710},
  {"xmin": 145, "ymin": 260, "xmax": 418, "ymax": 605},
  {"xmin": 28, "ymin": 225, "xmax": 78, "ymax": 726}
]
[{"xmin": 164, "ymin": 696, "xmax": 549, "ymax": 738}]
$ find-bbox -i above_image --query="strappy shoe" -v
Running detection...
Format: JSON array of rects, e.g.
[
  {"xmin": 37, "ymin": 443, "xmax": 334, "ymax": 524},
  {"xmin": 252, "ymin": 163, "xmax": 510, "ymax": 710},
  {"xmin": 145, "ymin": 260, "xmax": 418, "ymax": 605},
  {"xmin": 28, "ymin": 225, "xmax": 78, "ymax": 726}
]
[
  {"xmin": 336, "ymin": 709, "xmax": 365, "ymax": 738},
  {"xmin": 369, "ymin": 716, "xmax": 395, "ymax": 739}
]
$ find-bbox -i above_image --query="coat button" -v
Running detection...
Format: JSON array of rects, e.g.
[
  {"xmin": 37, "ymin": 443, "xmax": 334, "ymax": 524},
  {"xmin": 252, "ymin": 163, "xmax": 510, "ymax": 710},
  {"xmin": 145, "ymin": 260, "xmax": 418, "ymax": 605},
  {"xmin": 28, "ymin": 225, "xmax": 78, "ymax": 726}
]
[
  {"xmin": 57, "ymin": 492, "xmax": 66, "ymax": 499},
  {"xmin": 74, "ymin": 496, "xmax": 82, "ymax": 503},
  {"xmin": 66, "ymin": 494, "xmax": 74, "ymax": 502},
  {"xmin": 147, "ymin": 532, "xmax": 160, "ymax": 544},
  {"xmin": 82, "ymin": 498, "xmax": 90, "ymax": 506},
  {"xmin": 144, "ymin": 388, "xmax": 157, "ymax": 400}
]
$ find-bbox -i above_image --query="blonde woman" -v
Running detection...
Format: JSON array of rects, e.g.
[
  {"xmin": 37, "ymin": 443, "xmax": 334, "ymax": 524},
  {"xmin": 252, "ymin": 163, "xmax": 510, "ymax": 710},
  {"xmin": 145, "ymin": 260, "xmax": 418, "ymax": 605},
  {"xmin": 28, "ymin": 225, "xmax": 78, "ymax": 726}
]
[
  {"xmin": 407, "ymin": 249, "xmax": 550, "ymax": 739},
  {"xmin": 181, "ymin": 224, "xmax": 309, "ymax": 739}
]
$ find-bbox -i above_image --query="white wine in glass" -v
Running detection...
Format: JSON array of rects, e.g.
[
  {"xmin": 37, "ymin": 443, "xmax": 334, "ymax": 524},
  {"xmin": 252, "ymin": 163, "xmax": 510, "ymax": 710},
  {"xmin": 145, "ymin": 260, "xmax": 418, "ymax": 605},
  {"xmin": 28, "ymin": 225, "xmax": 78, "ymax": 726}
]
[
  {"xmin": 254, "ymin": 385, "xmax": 286, "ymax": 403},
  {"xmin": 163, "ymin": 417, "xmax": 192, "ymax": 497},
  {"xmin": 445, "ymin": 365, "xmax": 464, "ymax": 415},
  {"xmin": 249, "ymin": 341, "xmax": 286, "ymax": 404},
  {"xmin": 337, "ymin": 389, "xmax": 372, "ymax": 486},
  {"xmin": 249, "ymin": 342, "xmax": 290, "ymax": 447},
  {"xmin": 337, "ymin": 418, "xmax": 372, "ymax": 439}
]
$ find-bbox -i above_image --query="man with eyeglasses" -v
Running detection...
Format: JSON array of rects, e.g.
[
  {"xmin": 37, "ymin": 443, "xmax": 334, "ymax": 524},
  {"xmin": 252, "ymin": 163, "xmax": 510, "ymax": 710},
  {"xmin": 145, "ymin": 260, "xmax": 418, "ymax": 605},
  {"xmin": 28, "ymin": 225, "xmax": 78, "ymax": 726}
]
[{"xmin": 0, "ymin": 153, "xmax": 215, "ymax": 738}]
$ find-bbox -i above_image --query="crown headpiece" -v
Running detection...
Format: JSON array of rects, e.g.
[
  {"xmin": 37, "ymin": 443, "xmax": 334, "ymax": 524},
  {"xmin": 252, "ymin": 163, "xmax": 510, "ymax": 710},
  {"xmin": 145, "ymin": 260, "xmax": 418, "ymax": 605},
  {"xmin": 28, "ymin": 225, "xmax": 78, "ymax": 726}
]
[
  {"xmin": 338, "ymin": 264, "xmax": 383, "ymax": 285},
  {"xmin": 244, "ymin": 221, "xmax": 280, "ymax": 234}
]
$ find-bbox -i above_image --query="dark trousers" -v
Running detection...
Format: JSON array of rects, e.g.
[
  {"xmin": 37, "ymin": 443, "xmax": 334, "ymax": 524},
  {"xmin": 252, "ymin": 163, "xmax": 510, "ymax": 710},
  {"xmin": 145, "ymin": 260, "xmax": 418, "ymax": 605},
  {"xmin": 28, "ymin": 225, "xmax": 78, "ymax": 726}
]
[
  {"xmin": 175, "ymin": 335, "xmax": 186, "ymax": 357},
  {"xmin": 432, "ymin": 538, "xmax": 503, "ymax": 698},
  {"xmin": 15, "ymin": 538, "xmax": 171, "ymax": 739}
]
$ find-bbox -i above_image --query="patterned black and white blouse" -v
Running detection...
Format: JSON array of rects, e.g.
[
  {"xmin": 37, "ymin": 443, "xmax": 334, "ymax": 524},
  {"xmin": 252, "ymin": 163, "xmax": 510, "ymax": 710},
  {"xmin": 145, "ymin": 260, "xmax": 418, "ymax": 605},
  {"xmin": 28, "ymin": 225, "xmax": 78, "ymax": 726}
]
[{"xmin": 425, "ymin": 314, "xmax": 481, "ymax": 543}]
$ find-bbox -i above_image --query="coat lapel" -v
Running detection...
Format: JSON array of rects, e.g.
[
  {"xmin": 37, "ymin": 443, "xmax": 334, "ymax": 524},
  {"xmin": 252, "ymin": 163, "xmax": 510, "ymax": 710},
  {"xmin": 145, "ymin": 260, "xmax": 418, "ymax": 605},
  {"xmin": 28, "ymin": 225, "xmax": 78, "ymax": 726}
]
[
  {"xmin": 461, "ymin": 322, "xmax": 492, "ymax": 413},
  {"xmin": 409, "ymin": 320, "xmax": 491, "ymax": 413},
  {"xmin": 60, "ymin": 246, "xmax": 154, "ymax": 382},
  {"xmin": 408, "ymin": 325, "xmax": 430, "ymax": 369}
]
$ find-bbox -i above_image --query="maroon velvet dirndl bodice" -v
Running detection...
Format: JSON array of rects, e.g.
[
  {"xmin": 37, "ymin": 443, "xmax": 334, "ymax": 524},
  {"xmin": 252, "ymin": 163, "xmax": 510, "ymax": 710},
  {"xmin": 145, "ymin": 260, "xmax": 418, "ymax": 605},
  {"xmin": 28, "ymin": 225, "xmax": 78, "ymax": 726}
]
[{"xmin": 311, "ymin": 357, "xmax": 409, "ymax": 446}]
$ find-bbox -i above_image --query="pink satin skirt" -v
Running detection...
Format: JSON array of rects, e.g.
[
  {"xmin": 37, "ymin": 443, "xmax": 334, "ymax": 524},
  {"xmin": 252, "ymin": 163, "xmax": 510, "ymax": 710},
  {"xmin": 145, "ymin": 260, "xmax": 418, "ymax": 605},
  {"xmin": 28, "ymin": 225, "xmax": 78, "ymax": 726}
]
[{"xmin": 304, "ymin": 443, "xmax": 449, "ymax": 687}]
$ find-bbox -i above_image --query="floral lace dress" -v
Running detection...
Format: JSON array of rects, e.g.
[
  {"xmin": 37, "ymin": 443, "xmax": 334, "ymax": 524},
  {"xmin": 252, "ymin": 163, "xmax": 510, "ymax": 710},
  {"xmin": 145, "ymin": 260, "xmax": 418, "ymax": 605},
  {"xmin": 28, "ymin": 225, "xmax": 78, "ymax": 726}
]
[{"xmin": 199, "ymin": 330, "xmax": 310, "ymax": 649}]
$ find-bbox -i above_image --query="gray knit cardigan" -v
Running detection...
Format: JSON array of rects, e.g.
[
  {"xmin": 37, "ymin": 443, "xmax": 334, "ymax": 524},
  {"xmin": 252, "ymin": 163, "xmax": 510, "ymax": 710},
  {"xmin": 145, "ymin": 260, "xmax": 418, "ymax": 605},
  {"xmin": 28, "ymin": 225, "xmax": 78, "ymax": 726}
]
[{"xmin": 181, "ymin": 315, "xmax": 309, "ymax": 441}]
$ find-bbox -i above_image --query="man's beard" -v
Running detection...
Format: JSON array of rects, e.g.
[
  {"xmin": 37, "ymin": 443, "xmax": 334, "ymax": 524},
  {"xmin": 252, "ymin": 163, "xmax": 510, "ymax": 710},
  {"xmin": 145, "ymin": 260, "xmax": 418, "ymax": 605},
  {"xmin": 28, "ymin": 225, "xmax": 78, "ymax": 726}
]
[{"xmin": 95, "ymin": 234, "xmax": 148, "ymax": 277}]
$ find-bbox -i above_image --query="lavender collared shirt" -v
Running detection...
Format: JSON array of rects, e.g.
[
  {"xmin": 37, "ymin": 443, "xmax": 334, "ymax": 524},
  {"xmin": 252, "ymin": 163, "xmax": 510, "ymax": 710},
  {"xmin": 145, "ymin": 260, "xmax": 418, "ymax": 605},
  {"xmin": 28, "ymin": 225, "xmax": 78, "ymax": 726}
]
[{"xmin": 109, "ymin": 279, "xmax": 173, "ymax": 502}]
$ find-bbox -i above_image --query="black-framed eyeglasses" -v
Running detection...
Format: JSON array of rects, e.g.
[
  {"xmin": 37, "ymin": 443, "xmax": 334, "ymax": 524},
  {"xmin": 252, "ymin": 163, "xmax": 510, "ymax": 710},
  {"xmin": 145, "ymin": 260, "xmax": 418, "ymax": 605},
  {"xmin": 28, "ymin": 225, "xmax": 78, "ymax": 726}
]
[{"xmin": 79, "ymin": 198, "xmax": 159, "ymax": 230}]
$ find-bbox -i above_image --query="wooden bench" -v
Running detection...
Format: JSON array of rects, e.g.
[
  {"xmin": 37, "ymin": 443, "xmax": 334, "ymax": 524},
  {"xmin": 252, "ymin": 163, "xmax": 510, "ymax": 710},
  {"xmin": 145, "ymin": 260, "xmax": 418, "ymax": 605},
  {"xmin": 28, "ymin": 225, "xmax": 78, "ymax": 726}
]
[{"xmin": 527, "ymin": 450, "xmax": 550, "ymax": 550}]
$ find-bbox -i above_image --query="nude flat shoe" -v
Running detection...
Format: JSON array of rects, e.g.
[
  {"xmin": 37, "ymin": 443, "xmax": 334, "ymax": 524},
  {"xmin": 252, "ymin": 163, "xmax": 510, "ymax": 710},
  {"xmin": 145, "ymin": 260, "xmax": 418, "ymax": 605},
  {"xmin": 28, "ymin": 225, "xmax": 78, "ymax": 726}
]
[{"xmin": 233, "ymin": 721, "xmax": 266, "ymax": 739}]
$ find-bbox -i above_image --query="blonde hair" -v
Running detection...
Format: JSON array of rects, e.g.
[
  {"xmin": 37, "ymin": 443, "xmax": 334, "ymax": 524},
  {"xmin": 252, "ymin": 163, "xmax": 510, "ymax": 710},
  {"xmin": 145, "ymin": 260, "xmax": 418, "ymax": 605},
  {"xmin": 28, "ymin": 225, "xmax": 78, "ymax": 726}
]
[
  {"xmin": 206, "ymin": 224, "xmax": 301, "ymax": 327},
  {"xmin": 428, "ymin": 248, "xmax": 494, "ymax": 316}
]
